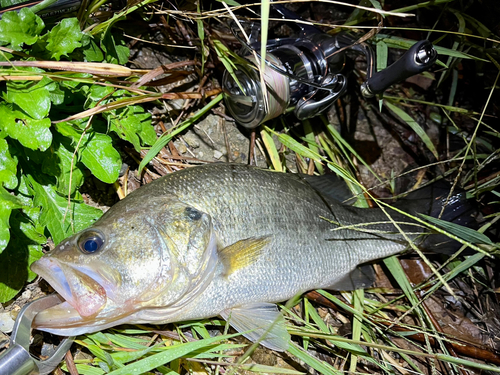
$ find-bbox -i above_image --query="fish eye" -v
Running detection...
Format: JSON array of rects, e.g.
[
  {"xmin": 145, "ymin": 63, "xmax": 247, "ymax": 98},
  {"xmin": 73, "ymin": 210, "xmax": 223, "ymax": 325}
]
[
  {"xmin": 78, "ymin": 231, "xmax": 105, "ymax": 254},
  {"xmin": 185, "ymin": 207, "xmax": 202, "ymax": 221}
]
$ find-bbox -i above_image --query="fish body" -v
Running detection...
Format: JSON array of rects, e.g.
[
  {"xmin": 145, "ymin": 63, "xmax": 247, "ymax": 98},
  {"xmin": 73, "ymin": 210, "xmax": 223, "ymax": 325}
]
[{"xmin": 32, "ymin": 164, "xmax": 467, "ymax": 350}]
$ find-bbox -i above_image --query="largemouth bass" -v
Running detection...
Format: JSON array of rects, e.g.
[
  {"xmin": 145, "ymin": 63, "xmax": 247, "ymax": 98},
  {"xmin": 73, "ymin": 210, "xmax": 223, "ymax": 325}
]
[{"xmin": 31, "ymin": 163, "xmax": 473, "ymax": 351}]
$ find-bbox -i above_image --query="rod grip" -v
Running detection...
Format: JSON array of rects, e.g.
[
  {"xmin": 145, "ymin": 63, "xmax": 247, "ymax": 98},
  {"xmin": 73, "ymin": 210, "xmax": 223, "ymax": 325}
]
[{"xmin": 361, "ymin": 40, "xmax": 437, "ymax": 97}]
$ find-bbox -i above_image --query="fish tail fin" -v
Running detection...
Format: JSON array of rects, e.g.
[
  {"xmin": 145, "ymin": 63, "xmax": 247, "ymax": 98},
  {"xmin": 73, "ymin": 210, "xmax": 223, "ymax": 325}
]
[{"xmin": 396, "ymin": 181, "xmax": 479, "ymax": 255}]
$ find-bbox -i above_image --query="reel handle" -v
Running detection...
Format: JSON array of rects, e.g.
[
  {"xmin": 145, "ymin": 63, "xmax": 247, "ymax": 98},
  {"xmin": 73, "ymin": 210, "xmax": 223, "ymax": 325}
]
[{"xmin": 361, "ymin": 40, "xmax": 437, "ymax": 97}]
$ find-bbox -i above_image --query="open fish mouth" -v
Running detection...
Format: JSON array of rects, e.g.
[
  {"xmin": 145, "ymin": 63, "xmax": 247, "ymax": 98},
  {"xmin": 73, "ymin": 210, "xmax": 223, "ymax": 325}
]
[{"xmin": 31, "ymin": 257, "xmax": 107, "ymax": 320}]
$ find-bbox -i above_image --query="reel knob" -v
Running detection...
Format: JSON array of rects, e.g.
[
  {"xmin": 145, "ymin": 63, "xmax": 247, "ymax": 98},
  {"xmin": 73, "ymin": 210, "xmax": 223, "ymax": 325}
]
[{"xmin": 361, "ymin": 40, "xmax": 438, "ymax": 97}]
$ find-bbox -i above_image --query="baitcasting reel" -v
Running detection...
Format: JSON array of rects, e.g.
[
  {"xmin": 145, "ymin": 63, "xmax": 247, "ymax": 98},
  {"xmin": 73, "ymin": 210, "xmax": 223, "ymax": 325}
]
[{"xmin": 222, "ymin": 4, "xmax": 438, "ymax": 129}]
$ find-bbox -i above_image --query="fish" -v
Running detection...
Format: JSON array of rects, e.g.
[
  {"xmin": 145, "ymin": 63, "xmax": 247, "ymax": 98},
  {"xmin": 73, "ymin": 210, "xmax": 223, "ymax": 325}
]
[{"xmin": 31, "ymin": 163, "xmax": 475, "ymax": 351}]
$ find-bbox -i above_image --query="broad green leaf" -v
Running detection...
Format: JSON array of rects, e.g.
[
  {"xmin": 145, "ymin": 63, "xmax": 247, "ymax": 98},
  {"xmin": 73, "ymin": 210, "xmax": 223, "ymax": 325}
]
[
  {"xmin": 110, "ymin": 106, "xmax": 155, "ymax": 152},
  {"xmin": 0, "ymin": 103, "xmax": 52, "ymax": 151},
  {"xmin": 0, "ymin": 209, "xmax": 44, "ymax": 302},
  {"xmin": 80, "ymin": 133, "xmax": 121, "ymax": 183},
  {"xmin": 42, "ymin": 136, "xmax": 84, "ymax": 194},
  {"xmin": 46, "ymin": 18, "xmax": 83, "ymax": 60},
  {"xmin": 82, "ymin": 36, "xmax": 105, "ymax": 62},
  {"xmin": 102, "ymin": 31, "xmax": 129, "ymax": 65},
  {"xmin": 0, "ymin": 186, "xmax": 24, "ymax": 252},
  {"xmin": 385, "ymin": 101, "xmax": 439, "ymax": 160},
  {"xmin": 0, "ymin": 138, "xmax": 18, "ymax": 189},
  {"xmin": 48, "ymin": 82, "xmax": 65, "ymax": 105},
  {"xmin": 27, "ymin": 175, "xmax": 102, "ymax": 244},
  {"xmin": 5, "ymin": 76, "xmax": 54, "ymax": 119},
  {"xmin": 89, "ymin": 84, "xmax": 115, "ymax": 102},
  {"xmin": 0, "ymin": 8, "xmax": 44, "ymax": 50}
]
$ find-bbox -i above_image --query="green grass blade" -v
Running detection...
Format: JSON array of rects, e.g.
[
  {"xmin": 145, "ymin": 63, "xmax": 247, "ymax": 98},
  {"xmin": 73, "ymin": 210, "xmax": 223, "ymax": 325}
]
[
  {"xmin": 385, "ymin": 100, "xmax": 439, "ymax": 160},
  {"xmin": 106, "ymin": 331, "xmax": 242, "ymax": 375},
  {"xmin": 420, "ymin": 214, "xmax": 495, "ymax": 246},
  {"xmin": 287, "ymin": 344, "xmax": 342, "ymax": 375}
]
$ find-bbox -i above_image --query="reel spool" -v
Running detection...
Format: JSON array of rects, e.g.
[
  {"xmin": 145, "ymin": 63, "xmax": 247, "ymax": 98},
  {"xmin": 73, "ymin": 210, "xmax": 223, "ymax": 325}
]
[
  {"xmin": 222, "ymin": 4, "xmax": 438, "ymax": 129},
  {"xmin": 222, "ymin": 25, "xmax": 348, "ymax": 129}
]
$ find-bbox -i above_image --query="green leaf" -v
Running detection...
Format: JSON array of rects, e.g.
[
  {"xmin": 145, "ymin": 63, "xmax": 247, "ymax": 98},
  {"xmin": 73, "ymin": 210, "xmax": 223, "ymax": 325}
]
[
  {"xmin": 110, "ymin": 106, "xmax": 155, "ymax": 152},
  {"xmin": 5, "ymin": 76, "xmax": 54, "ymax": 119},
  {"xmin": 65, "ymin": 365, "xmax": 105, "ymax": 375},
  {"xmin": 27, "ymin": 175, "xmax": 102, "ymax": 244},
  {"xmin": 101, "ymin": 31, "xmax": 129, "ymax": 65},
  {"xmin": 82, "ymin": 36, "xmax": 105, "ymax": 62},
  {"xmin": 0, "ymin": 185, "xmax": 24, "ymax": 252},
  {"xmin": 288, "ymin": 344, "xmax": 342, "ymax": 375},
  {"xmin": 0, "ymin": 8, "xmax": 44, "ymax": 51},
  {"xmin": 217, "ymin": 0, "xmax": 240, "ymax": 5},
  {"xmin": 46, "ymin": 18, "xmax": 84, "ymax": 60},
  {"xmin": 89, "ymin": 84, "xmax": 114, "ymax": 102},
  {"xmin": 420, "ymin": 214, "xmax": 494, "ymax": 246},
  {"xmin": 80, "ymin": 133, "xmax": 121, "ymax": 183},
  {"xmin": 0, "ymin": 209, "xmax": 44, "ymax": 302},
  {"xmin": 42, "ymin": 136, "xmax": 84, "ymax": 194},
  {"xmin": 0, "ymin": 138, "xmax": 18, "ymax": 189},
  {"xmin": 384, "ymin": 101, "xmax": 439, "ymax": 160},
  {"xmin": 0, "ymin": 103, "xmax": 52, "ymax": 151},
  {"xmin": 106, "ymin": 331, "xmax": 242, "ymax": 375},
  {"xmin": 264, "ymin": 126, "xmax": 323, "ymax": 162}
]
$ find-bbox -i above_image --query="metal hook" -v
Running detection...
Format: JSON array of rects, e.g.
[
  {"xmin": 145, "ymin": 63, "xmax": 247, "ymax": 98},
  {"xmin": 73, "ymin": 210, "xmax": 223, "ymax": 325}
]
[{"xmin": 0, "ymin": 295, "xmax": 74, "ymax": 375}]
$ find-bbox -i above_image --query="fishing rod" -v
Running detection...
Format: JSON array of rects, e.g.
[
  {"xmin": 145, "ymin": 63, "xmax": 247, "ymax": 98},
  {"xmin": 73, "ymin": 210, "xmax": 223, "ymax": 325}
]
[{"xmin": 222, "ymin": 4, "xmax": 438, "ymax": 129}]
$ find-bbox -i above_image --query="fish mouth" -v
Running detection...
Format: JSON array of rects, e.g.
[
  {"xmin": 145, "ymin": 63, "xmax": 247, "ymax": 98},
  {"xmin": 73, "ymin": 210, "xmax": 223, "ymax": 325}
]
[{"xmin": 31, "ymin": 257, "xmax": 108, "ymax": 320}]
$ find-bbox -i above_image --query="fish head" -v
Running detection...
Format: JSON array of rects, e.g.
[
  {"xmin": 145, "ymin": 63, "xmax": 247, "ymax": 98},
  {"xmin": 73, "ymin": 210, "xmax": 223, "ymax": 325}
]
[{"xmin": 31, "ymin": 195, "xmax": 218, "ymax": 335}]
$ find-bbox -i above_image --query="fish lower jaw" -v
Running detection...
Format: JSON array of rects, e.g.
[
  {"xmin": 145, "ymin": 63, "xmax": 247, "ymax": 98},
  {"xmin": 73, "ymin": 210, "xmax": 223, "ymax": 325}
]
[
  {"xmin": 32, "ymin": 257, "xmax": 108, "ymax": 318},
  {"xmin": 33, "ymin": 300, "xmax": 136, "ymax": 336}
]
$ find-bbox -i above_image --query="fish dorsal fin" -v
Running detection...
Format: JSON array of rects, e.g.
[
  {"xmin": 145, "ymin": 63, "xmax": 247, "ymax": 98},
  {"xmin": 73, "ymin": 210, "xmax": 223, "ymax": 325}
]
[
  {"xmin": 220, "ymin": 303, "xmax": 290, "ymax": 352},
  {"xmin": 327, "ymin": 264, "xmax": 376, "ymax": 291},
  {"xmin": 219, "ymin": 236, "xmax": 270, "ymax": 276},
  {"xmin": 301, "ymin": 173, "xmax": 354, "ymax": 204}
]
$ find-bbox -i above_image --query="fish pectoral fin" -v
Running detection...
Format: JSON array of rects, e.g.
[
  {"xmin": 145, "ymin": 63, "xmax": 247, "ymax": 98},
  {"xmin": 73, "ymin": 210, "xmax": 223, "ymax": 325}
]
[
  {"xmin": 219, "ymin": 236, "xmax": 270, "ymax": 276},
  {"xmin": 326, "ymin": 264, "xmax": 376, "ymax": 291},
  {"xmin": 221, "ymin": 303, "xmax": 290, "ymax": 352}
]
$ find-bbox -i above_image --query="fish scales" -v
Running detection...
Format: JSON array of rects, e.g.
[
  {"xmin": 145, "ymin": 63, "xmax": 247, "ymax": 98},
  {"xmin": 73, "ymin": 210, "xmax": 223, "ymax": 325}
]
[
  {"xmin": 141, "ymin": 166, "xmax": 381, "ymax": 308},
  {"xmin": 32, "ymin": 163, "xmax": 457, "ymax": 351}
]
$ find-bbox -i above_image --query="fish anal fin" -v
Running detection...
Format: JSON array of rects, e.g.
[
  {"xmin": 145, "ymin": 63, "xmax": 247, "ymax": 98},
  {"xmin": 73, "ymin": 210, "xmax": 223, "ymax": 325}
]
[
  {"xmin": 219, "ymin": 236, "xmax": 270, "ymax": 276},
  {"xmin": 327, "ymin": 264, "xmax": 376, "ymax": 291},
  {"xmin": 220, "ymin": 303, "xmax": 290, "ymax": 352}
]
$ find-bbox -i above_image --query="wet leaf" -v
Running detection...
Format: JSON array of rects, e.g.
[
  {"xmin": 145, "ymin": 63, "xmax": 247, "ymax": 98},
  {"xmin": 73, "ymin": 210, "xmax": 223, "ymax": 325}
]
[
  {"xmin": 46, "ymin": 18, "xmax": 84, "ymax": 60},
  {"xmin": 0, "ymin": 103, "xmax": 52, "ymax": 151},
  {"xmin": 0, "ymin": 209, "xmax": 44, "ymax": 302},
  {"xmin": 0, "ymin": 138, "xmax": 18, "ymax": 189},
  {"xmin": 0, "ymin": 8, "xmax": 44, "ymax": 50},
  {"xmin": 27, "ymin": 175, "xmax": 102, "ymax": 244},
  {"xmin": 110, "ymin": 106, "xmax": 155, "ymax": 152},
  {"xmin": 5, "ymin": 76, "xmax": 54, "ymax": 120},
  {"xmin": 80, "ymin": 133, "xmax": 121, "ymax": 183},
  {"xmin": 42, "ymin": 136, "xmax": 85, "ymax": 194}
]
